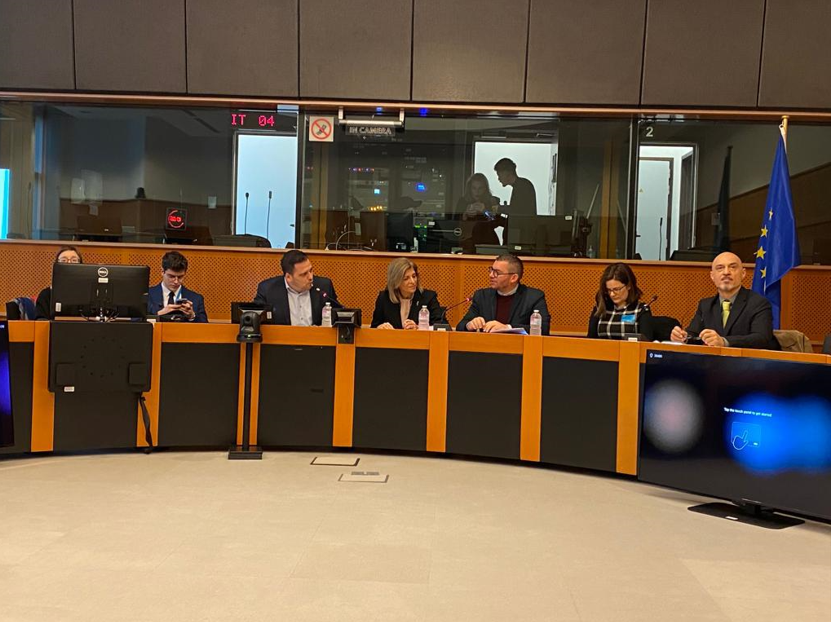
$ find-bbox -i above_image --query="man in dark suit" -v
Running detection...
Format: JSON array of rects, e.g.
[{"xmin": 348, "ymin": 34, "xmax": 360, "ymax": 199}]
[
  {"xmin": 254, "ymin": 249, "xmax": 341, "ymax": 326},
  {"xmin": 147, "ymin": 251, "xmax": 208, "ymax": 322},
  {"xmin": 457, "ymin": 254, "xmax": 550, "ymax": 334},
  {"xmin": 671, "ymin": 252, "xmax": 779, "ymax": 350}
]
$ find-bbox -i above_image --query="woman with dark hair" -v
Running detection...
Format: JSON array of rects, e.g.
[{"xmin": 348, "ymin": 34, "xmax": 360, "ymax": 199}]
[
  {"xmin": 587, "ymin": 262, "xmax": 654, "ymax": 340},
  {"xmin": 35, "ymin": 246, "xmax": 83, "ymax": 320}
]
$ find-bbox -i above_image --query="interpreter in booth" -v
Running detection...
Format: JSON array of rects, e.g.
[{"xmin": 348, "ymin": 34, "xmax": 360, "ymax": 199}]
[
  {"xmin": 35, "ymin": 246, "xmax": 83, "ymax": 320},
  {"xmin": 670, "ymin": 252, "xmax": 779, "ymax": 350},
  {"xmin": 494, "ymin": 158, "xmax": 537, "ymax": 217},
  {"xmin": 147, "ymin": 251, "xmax": 208, "ymax": 322},
  {"xmin": 457, "ymin": 254, "xmax": 550, "ymax": 334},
  {"xmin": 587, "ymin": 263, "xmax": 654, "ymax": 340},
  {"xmin": 371, "ymin": 257, "xmax": 443, "ymax": 329}
]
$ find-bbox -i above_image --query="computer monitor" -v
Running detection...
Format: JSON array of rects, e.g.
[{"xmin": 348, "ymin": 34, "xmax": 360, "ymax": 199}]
[
  {"xmin": 422, "ymin": 216, "xmax": 466, "ymax": 253},
  {"xmin": 505, "ymin": 214, "xmax": 577, "ymax": 256},
  {"xmin": 0, "ymin": 320, "xmax": 13, "ymax": 448},
  {"xmin": 639, "ymin": 350, "xmax": 831, "ymax": 521},
  {"xmin": 75, "ymin": 215, "xmax": 123, "ymax": 242},
  {"xmin": 51, "ymin": 263, "xmax": 150, "ymax": 320},
  {"xmin": 386, "ymin": 212, "xmax": 415, "ymax": 252}
]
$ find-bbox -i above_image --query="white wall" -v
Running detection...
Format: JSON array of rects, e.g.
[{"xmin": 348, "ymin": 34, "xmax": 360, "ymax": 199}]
[
  {"xmin": 235, "ymin": 133, "xmax": 298, "ymax": 248},
  {"xmin": 473, "ymin": 142, "xmax": 554, "ymax": 214},
  {"xmin": 639, "ymin": 145, "xmax": 694, "ymax": 255}
]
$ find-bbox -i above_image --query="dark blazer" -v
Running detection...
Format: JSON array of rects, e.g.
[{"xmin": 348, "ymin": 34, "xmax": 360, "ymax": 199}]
[
  {"xmin": 456, "ymin": 283, "xmax": 550, "ymax": 334},
  {"xmin": 254, "ymin": 275, "xmax": 341, "ymax": 326},
  {"xmin": 147, "ymin": 285, "xmax": 208, "ymax": 323},
  {"xmin": 370, "ymin": 289, "xmax": 443, "ymax": 328},
  {"xmin": 687, "ymin": 287, "xmax": 779, "ymax": 350},
  {"xmin": 35, "ymin": 287, "xmax": 51, "ymax": 320}
]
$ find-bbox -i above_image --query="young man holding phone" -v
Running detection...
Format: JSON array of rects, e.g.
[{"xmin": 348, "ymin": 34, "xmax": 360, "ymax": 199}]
[{"xmin": 147, "ymin": 251, "xmax": 208, "ymax": 322}]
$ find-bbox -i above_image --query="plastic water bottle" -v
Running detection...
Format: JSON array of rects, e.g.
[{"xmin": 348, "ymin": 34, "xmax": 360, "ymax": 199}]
[
  {"xmin": 321, "ymin": 302, "xmax": 332, "ymax": 328},
  {"xmin": 418, "ymin": 305, "xmax": 430, "ymax": 330},
  {"xmin": 529, "ymin": 310, "xmax": 542, "ymax": 336}
]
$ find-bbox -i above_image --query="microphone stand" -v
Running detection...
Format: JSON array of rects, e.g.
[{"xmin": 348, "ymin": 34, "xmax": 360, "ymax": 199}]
[
  {"xmin": 243, "ymin": 192, "xmax": 250, "ymax": 234},
  {"xmin": 266, "ymin": 190, "xmax": 272, "ymax": 242}
]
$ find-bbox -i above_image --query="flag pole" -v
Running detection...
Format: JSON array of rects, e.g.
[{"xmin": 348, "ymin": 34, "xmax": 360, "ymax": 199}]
[{"xmin": 780, "ymin": 115, "xmax": 789, "ymax": 150}]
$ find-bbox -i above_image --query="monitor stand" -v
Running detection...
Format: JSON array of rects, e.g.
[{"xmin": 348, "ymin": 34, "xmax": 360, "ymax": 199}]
[{"xmin": 688, "ymin": 502, "xmax": 804, "ymax": 530}]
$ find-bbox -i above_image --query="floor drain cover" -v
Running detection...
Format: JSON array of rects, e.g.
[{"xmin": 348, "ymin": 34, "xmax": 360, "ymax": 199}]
[
  {"xmin": 311, "ymin": 456, "xmax": 360, "ymax": 466},
  {"xmin": 338, "ymin": 471, "xmax": 389, "ymax": 483}
]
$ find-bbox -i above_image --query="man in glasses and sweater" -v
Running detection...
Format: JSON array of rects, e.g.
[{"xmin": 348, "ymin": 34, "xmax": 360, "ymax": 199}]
[{"xmin": 457, "ymin": 254, "xmax": 550, "ymax": 334}]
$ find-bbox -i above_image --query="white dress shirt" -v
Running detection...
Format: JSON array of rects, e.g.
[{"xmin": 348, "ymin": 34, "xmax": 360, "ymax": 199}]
[
  {"xmin": 161, "ymin": 283, "xmax": 182, "ymax": 305},
  {"xmin": 286, "ymin": 280, "xmax": 313, "ymax": 326}
]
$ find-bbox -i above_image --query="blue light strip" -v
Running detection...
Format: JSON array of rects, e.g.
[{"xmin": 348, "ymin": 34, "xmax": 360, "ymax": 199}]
[{"xmin": 0, "ymin": 169, "xmax": 9, "ymax": 239}]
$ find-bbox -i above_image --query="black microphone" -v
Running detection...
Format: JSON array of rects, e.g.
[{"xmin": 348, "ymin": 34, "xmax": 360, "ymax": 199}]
[
  {"xmin": 643, "ymin": 294, "xmax": 658, "ymax": 310},
  {"xmin": 439, "ymin": 296, "xmax": 472, "ymax": 322},
  {"xmin": 266, "ymin": 190, "xmax": 273, "ymax": 242},
  {"xmin": 244, "ymin": 192, "xmax": 250, "ymax": 234},
  {"xmin": 315, "ymin": 287, "xmax": 342, "ymax": 307}
]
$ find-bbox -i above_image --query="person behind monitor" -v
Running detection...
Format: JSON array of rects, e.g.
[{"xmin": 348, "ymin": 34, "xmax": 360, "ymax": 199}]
[
  {"xmin": 454, "ymin": 173, "xmax": 501, "ymax": 252},
  {"xmin": 670, "ymin": 251, "xmax": 779, "ymax": 350},
  {"xmin": 254, "ymin": 249, "xmax": 341, "ymax": 326},
  {"xmin": 587, "ymin": 262, "xmax": 654, "ymax": 340},
  {"xmin": 147, "ymin": 251, "xmax": 208, "ymax": 322},
  {"xmin": 371, "ymin": 257, "xmax": 443, "ymax": 329},
  {"xmin": 457, "ymin": 254, "xmax": 550, "ymax": 334},
  {"xmin": 35, "ymin": 246, "xmax": 82, "ymax": 320},
  {"xmin": 494, "ymin": 158, "xmax": 536, "ymax": 217}
]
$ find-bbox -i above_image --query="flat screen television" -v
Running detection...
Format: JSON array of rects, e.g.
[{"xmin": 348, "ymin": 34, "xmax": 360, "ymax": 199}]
[
  {"xmin": 51, "ymin": 264, "xmax": 150, "ymax": 320},
  {"xmin": 639, "ymin": 349, "xmax": 831, "ymax": 522},
  {"xmin": 0, "ymin": 320, "xmax": 13, "ymax": 448}
]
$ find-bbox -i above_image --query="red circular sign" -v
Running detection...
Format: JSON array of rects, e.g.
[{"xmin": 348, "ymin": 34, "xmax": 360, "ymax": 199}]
[
  {"xmin": 166, "ymin": 208, "xmax": 187, "ymax": 230},
  {"xmin": 311, "ymin": 118, "xmax": 333, "ymax": 140}
]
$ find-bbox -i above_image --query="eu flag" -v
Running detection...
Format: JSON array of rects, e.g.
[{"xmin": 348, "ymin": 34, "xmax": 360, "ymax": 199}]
[{"xmin": 751, "ymin": 134, "xmax": 800, "ymax": 329}]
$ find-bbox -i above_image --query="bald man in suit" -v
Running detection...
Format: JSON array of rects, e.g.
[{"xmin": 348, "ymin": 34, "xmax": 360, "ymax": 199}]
[{"xmin": 671, "ymin": 252, "xmax": 779, "ymax": 350}]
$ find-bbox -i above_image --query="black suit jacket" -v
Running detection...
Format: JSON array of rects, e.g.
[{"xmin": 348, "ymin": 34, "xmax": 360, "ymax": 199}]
[
  {"xmin": 456, "ymin": 283, "xmax": 550, "ymax": 334},
  {"xmin": 370, "ymin": 289, "xmax": 443, "ymax": 328},
  {"xmin": 253, "ymin": 275, "xmax": 341, "ymax": 326},
  {"xmin": 687, "ymin": 287, "xmax": 779, "ymax": 350}
]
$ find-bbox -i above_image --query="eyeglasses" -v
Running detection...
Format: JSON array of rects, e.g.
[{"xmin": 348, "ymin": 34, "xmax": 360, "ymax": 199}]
[
  {"xmin": 488, "ymin": 268, "xmax": 517, "ymax": 277},
  {"xmin": 57, "ymin": 257, "xmax": 80, "ymax": 264},
  {"xmin": 606, "ymin": 284, "xmax": 628, "ymax": 295}
]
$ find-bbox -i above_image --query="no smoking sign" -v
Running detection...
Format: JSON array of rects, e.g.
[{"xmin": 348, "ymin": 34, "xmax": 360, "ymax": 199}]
[{"xmin": 309, "ymin": 116, "xmax": 335, "ymax": 143}]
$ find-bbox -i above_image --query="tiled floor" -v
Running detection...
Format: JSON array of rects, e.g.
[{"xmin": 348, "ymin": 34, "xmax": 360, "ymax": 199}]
[{"xmin": 0, "ymin": 451, "xmax": 828, "ymax": 621}]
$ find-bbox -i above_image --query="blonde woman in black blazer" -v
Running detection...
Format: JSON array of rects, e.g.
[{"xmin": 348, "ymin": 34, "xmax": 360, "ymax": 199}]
[{"xmin": 371, "ymin": 257, "xmax": 443, "ymax": 329}]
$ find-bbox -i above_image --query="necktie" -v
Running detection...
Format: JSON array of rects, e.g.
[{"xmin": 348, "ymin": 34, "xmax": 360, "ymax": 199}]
[
  {"xmin": 168, "ymin": 291, "xmax": 175, "ymax": 306},
  {"xmin": 721, "ymin": 300, "xmax": 731, "ymax": 327}
]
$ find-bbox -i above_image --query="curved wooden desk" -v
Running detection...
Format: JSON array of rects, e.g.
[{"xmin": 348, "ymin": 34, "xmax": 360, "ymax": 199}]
[{"xmin": 4, "ymin": 322, "xmax": 830, "ymax": 477}]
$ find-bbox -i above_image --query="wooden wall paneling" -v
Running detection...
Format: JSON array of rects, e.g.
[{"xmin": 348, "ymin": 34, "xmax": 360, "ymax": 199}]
[
  {"xmin": 758, "ymin": 0, "xmax": 831, "ymax": 110},
  {"xmin": 641, "ymin": 0, "xmax": 765, "ymax": 107},
  {"xmin": 0, "ymin": 0, "xmax": 75, "ymax": 90},
  {"xmin": 74, "ymin": 0, "xmax": 187, "ymax": 93},
  {"xmin": 412, "ymin": 0, "xmax": 529, "ymax": 103},
  {"xmin": 526, "ymin": 0, "xmax": 646, "ymax": 105},
  {"xmin": 299, "ymin": 0, "xmax": 412, "ymax": 100},
  {"xmin": 186, "ymin": 0, "xmax": 299, "ymax": 97},
  {"xmin": 1, "ymin": 241, "xmax": 828, "ymax": 345}
]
